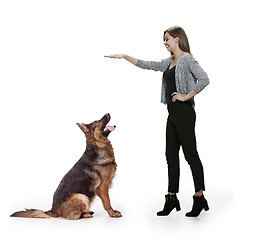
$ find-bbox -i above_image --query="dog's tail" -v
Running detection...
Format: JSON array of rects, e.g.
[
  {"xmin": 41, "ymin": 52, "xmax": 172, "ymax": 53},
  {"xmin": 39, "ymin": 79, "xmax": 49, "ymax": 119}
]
[{"xmin": 10, "ymin": 209, "xmax": 57, "ymax": 219}]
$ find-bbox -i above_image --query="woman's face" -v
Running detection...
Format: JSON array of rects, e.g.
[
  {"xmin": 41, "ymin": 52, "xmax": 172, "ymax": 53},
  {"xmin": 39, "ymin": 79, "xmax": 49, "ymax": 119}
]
[{"xmin": 163, "ymin": 32, "xmax": 179, "ymax": 52}]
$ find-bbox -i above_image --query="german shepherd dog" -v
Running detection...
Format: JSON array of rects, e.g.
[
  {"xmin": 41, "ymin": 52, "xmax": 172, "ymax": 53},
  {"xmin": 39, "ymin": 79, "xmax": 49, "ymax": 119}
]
[{"xmin": 11, "ymin": 113, "xmax": 122, "ymax": 219}]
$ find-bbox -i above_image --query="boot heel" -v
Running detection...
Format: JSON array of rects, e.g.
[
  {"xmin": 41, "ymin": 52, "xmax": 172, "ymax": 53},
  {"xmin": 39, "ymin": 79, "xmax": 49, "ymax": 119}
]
[
  {"xmin": 176, "ymin": 204, "xmax": 181, "ymax": 211},
  {"xmin": 204, "ymin": 204, "xmax": 209, "ymax": 211}
]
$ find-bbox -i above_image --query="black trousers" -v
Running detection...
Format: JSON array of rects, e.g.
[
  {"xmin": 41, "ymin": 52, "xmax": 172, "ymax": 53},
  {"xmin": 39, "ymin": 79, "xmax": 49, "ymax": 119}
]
[{"xmin": 166, "ymin": 101, "xmax": 205, "ymax": 193}]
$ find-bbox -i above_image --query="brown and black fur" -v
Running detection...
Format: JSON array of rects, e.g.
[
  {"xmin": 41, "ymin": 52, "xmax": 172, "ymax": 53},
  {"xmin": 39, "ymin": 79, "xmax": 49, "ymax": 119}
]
[{"xmin": 11, "ymin": 113, "xmax": 121, "ymax": 220}]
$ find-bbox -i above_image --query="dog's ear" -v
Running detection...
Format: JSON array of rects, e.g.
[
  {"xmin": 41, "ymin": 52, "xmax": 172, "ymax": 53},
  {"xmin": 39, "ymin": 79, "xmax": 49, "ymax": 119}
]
[{"xmin": 76, "ymin": 123, "xmax": 90, "ymax": 133}]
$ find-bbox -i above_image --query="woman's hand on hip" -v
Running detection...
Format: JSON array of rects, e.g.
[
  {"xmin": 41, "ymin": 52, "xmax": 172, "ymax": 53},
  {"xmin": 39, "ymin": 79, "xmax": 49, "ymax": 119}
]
[
  {"xmin": 172, "ymin": 90, "xmax": 197, "ymax": 102},
  {"xmin": 171, "ymin": 92, "xmax": 187, "ymax": 102}
]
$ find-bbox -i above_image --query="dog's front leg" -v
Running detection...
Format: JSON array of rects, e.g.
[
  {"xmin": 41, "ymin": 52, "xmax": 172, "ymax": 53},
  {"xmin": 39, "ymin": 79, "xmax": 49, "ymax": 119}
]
[{"xmin": 96, "ymin": 184, "xmax": 122, "ymax": 218}]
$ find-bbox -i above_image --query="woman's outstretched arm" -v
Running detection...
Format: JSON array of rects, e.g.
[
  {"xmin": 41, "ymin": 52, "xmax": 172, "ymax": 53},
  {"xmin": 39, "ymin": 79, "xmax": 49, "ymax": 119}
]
[{"xmin": 105, "ymin": 54, "xmax": 171, "ymax": 72}]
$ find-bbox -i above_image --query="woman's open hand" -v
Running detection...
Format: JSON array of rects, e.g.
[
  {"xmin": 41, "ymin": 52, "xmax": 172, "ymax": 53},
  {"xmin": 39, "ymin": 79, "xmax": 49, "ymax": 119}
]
[
  {"xmin": 104, "ymin": 54, "xmax": 125, "ymax": 59},
  {"xmin": 104, "ymin": 54, "xmax": 138, "ymax": 65}
]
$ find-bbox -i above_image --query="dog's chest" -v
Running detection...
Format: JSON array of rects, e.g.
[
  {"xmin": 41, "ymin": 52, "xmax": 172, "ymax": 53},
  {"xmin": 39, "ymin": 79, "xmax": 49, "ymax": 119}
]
[
  {"xmin": 94, "ymin": 163, "xmax": 117, "ymax": 183},
  {"xmin": 96, "ymin": 147, "xmax": 115, "ymax": 164},
  {"xmin": 96, "ymin": 150, "xmax": 116, "ymax": 180}
]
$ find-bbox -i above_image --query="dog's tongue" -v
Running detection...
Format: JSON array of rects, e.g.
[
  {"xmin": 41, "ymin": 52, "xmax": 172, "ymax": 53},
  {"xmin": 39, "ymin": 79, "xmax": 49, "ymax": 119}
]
[{"xmin": 105, "ymin": 125, "xmax": 115, "ymax": 132}]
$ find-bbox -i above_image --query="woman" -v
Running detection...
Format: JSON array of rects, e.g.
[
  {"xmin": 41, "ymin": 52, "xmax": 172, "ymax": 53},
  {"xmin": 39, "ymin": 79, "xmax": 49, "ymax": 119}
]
[{"xmin": 105, "ymin": 26, "xmax": 209, "ymax": 217}]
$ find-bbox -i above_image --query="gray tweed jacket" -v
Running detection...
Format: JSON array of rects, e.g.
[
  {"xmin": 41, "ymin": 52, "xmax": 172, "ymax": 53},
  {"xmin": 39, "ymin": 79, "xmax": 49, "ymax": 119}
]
[{"xmin": 135, "ymin": 52, "xmax": 209, "ymax": 106}]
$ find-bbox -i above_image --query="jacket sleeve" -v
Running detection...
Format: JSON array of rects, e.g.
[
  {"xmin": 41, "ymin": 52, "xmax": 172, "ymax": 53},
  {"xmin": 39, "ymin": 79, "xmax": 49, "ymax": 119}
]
[
  {"xmin": 135, "ymin": 57, "xmax": 171, "ymax": 72},
  {"xmin": 187, "ymin": 55, "xmax": 210, "ymax": 93}
]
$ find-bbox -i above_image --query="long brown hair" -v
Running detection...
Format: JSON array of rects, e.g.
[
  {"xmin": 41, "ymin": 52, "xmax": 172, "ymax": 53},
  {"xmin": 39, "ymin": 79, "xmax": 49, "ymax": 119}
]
[{"xmin": 164, "ymin": 26, "xmax": 191, "ymax": 58}]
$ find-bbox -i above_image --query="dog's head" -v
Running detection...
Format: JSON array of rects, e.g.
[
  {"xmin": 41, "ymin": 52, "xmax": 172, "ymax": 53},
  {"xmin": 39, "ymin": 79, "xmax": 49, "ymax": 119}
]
[{"xmin": 77, "ymin": 113, "xmax": 116, "ymax": 142}]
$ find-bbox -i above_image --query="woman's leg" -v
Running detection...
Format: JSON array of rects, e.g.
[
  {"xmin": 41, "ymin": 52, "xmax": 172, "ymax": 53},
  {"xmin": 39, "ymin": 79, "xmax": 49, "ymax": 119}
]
[
  {"xmin": 195, "ymin": 189, "xmax": 203, "ymax": 196},
  {"xmin": 157, "ymin": 115, "xmax": 181, "ymax": 216},
  {"xmin": 166, "ymin": 115, "xmax": 181, "ymax": 193},
  {"xmin": 175, "ymin": 107, "xmax": 206, "ymax": 193}
]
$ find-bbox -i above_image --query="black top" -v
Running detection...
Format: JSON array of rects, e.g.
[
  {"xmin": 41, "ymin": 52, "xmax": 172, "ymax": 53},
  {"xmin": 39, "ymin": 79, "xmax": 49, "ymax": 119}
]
[{"xmin": 163, "ymin": 65, "xmax": 177, "ymax": 104}]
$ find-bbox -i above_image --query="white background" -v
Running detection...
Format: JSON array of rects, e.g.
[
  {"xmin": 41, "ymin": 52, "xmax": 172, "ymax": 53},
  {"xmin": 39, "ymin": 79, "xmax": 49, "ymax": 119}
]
[{"xmin": 1, "ymin": 0, "xmax": 261, "ymax": 239}]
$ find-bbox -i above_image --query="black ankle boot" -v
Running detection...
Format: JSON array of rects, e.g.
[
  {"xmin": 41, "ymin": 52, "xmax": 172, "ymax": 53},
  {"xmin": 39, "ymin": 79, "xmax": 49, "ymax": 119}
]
[
  {"xmin": 185, "ymin": 194, "xmax": 209, "ymax": 217},
  {"xmin": 157, "ymin": 194, "xmax": 181, "ymax": 216}
]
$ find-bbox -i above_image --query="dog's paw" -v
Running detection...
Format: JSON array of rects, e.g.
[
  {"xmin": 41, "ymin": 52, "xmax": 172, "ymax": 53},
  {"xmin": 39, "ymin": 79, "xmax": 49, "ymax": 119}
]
[
  {"xmin": 108, "ymin": 209, "xmax": 122, "ymax": 218},
  {"xmin": 88, "ymin": 211, "xmax": 94, "ymax": 216},
  {"xmin": 81, "ymin": 211, "xmax": 94, "ymax": 218}
]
